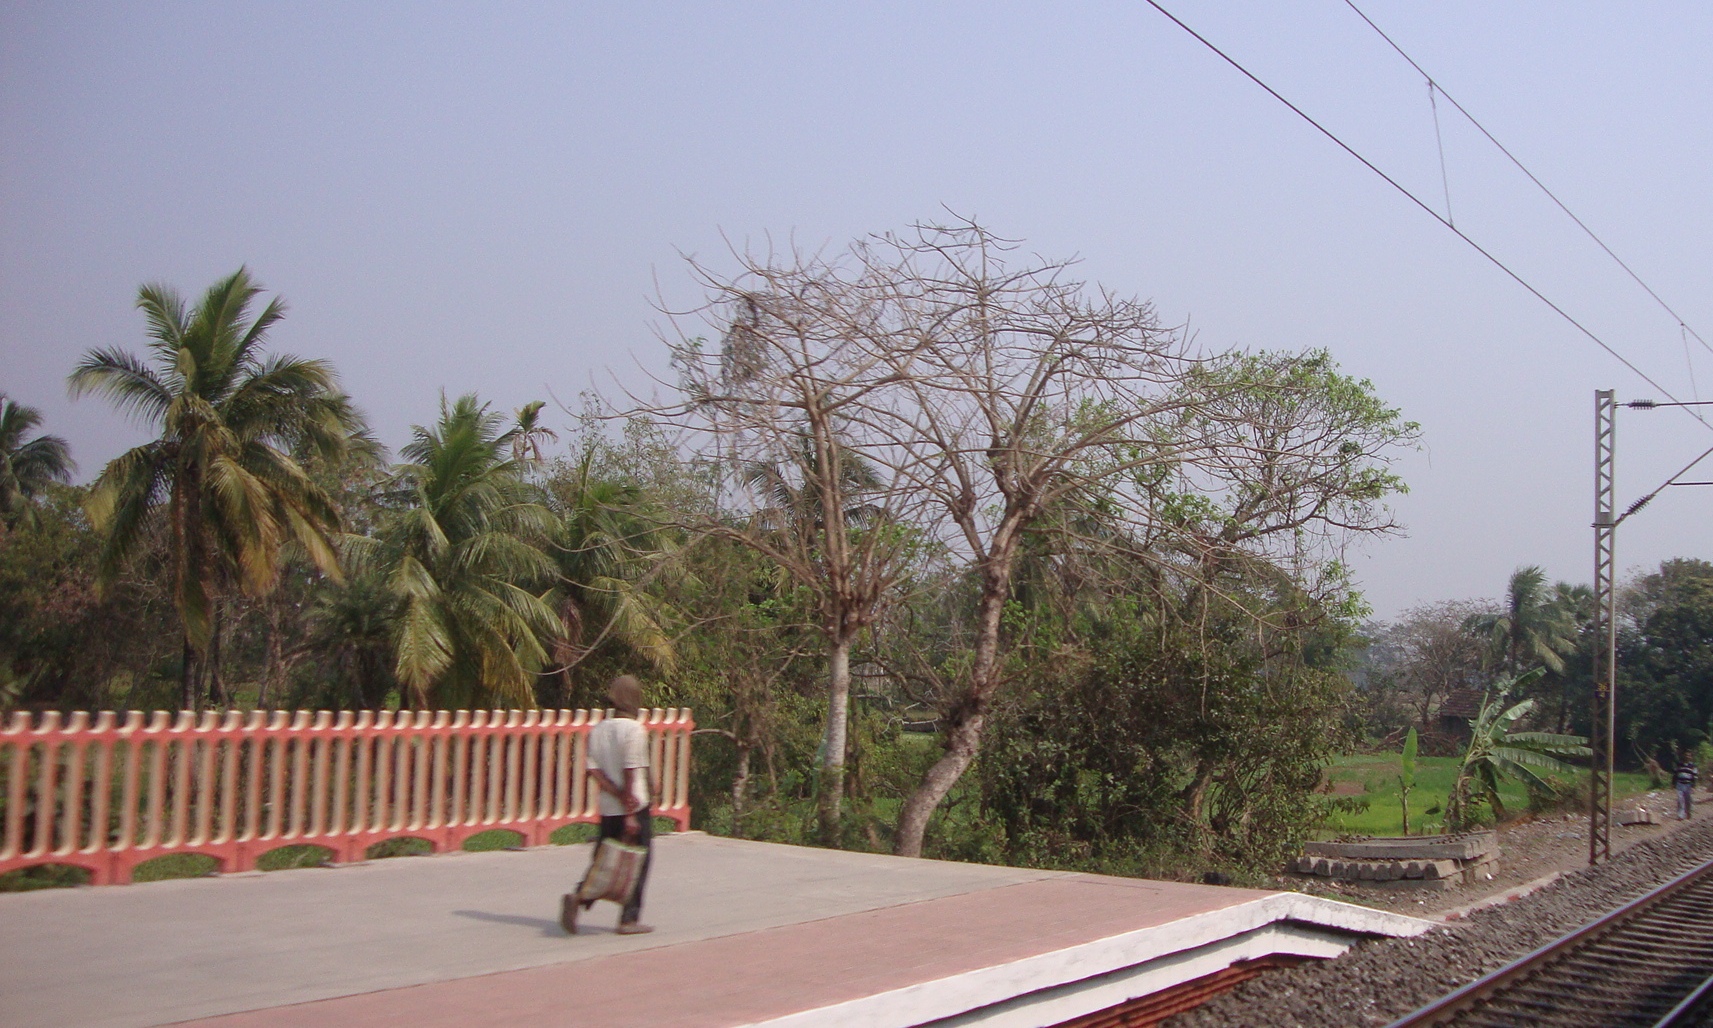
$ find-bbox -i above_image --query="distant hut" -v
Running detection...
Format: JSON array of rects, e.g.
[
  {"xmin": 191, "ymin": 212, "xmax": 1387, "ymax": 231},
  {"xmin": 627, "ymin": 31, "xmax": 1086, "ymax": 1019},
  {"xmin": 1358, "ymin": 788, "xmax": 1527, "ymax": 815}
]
[{"xmin": 1437, "ymin": 688, "xmax": 1484, "ymax": 742}]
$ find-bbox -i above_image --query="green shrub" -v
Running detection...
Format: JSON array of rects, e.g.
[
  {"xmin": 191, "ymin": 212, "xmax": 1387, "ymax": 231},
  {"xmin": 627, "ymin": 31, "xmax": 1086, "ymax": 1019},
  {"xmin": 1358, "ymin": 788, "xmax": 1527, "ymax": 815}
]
[
  {"xmin": 365, "ymin": 837, "xmax": 434, "ymax": 859},
  {"xmin": 132, "ymin": 853, "xmax": 220, "ymax": 882},
  {"xmin": 550, "ymin": 823, "xmax": 599, "ymax": 845},
  {"xmin": 460, "ymin": 829, "xmax": 524, "ymax": 852},
  {"xmin": 0, "ymin": 863, "xmax": 92, "ymax": 892},
  {"xmin": 255, "ymin": 844, "xmax": 334, "ymax": 871}
]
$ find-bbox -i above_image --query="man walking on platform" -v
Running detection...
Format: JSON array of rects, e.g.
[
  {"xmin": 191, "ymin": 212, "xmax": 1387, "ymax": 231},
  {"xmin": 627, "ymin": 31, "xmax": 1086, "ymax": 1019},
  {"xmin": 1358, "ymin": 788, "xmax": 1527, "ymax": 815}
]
[{"xmin": 563, "ymin": 675, "xmax": 655, "ymax": 935}]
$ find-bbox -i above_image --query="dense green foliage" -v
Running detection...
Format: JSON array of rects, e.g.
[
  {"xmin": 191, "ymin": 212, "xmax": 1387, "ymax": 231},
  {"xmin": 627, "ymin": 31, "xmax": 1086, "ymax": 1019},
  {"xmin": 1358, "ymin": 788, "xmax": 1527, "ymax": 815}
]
[
  {"xmin": 981, "ymin": 602, "xmax": 1352, "ymax": 876},
  {"xmin": 1616, "ymin": 559, "xmax": 1713, "ymax": 764}
]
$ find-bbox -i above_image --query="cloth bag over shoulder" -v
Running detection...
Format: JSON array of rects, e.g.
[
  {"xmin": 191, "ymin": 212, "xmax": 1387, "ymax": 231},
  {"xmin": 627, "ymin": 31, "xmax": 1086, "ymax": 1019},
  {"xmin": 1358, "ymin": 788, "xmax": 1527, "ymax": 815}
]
[{"xmin": 577, "ymin": 838, "xmax": 648, "ymax": 906}]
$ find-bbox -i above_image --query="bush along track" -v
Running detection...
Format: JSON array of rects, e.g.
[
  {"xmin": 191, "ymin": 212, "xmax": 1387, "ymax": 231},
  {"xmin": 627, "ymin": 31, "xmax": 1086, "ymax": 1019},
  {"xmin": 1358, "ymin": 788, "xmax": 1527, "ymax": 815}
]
[{"xmin": 1166, "ymin": 815, "xmax": 1713, "ymax": 1028}]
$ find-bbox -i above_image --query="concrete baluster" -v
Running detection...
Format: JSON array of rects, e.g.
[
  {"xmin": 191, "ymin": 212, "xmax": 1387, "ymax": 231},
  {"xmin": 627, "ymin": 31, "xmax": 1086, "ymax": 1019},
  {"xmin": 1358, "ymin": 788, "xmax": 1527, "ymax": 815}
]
[
  {"xmin": 191, "ymin": 712, "xmax": 217, "ymax": 847},
  {"xmin": 25, "ymin": 712, "xmax": 61, "ymax": 858},
  {"xmin": 165, "ymin": 711, "xmax": 196, "ymax": 850},
  {"xmin": 577, "ymin": 709, "xmax": 601, "ymax": 818},
  {"xmin": 214, "ymin": 712, "xmax": 242, "ymax": 846},
  {"xmin": 141, "ymin": 712, "xmax": 170, "ymax": 851},
  {"xmin": 2, "ymin": 713, "xmax": 31, "ymax": 862},
  {"xmin": 407, "ymin": 712, "xmax": 427, "ymax": 833},
  {"xmin": 330, "ymin": 712, "xmax": 355, "ymax": 838},
  {"xmin": 519, "ymin": 721, "xmax": 538, "ymax": 825},
  {"xmin": 677, "ymin": 712, "xmax": 694, "ymax": 815},
  {"xmin": 372, "ymin": 710, "xmax": 393, "ymax": 834},
  {"xmin": 84, "ymin": 712, "xmax": 116, "ymax": 856},
  {"xmin": 116, "ymin": 712, "xmax": 146, "ymax": 853},
  {"xmin": 551, "ymin": 714, "xmax": 571, "ymax": 819},
  {"xmin": 262, "ymin": 712, "xmax": 287, "ymax": 842},
  {"xmin": 471, "ymin": 710, "xmax": 490, "ymax": 826},
  {"xmin": 352, "ymin": 710, "xmax": 375, "ymax": 839},
  {"xmin": 427, "ymin": 712, "xmax": 450, "ymax": 831},
  {"xmin": 284, "ymin": 711, "xmax": 311, "ymax": 840},
  {"xmin": 500, "ymin": 710, "xmax": 522, "ymax": 824},
  {"xmin": 55, "ymin": 712, "xmax": 89, "ymax": 856},
  {"xmin": 481, "ymin": 712, "xmax": 502, "ymax": 826},
  {"xmin": 308, "ymin": 712, "xmax": 332, "ymax": 839},
  {"xmin": 450, "ymin": 711, "xmax": 471, "ymax": 827}
]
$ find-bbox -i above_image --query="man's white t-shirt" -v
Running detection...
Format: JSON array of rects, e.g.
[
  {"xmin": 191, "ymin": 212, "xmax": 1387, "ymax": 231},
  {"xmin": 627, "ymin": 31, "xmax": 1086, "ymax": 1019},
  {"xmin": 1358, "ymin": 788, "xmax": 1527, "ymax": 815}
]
[{"xmin": 589, "ymin": 716, "xmax": 650, "ymax": 817}]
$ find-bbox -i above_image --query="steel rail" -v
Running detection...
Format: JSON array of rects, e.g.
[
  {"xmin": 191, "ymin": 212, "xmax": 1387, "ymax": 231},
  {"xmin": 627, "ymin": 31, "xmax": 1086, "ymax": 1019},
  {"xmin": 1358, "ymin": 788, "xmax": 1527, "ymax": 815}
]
[
  {"xmin": 1653, "ymin": 973, "xmax": 1713, "ymax": 1028},
  {"xmin": 1384, "ymin": 856, "xmax": 1713, "ymax": 1027}
]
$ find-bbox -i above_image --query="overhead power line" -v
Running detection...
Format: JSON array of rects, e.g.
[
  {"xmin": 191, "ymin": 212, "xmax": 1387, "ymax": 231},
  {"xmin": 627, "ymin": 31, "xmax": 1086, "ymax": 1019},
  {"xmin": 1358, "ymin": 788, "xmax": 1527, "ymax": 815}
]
[
  {"xmin": 1619, "ymin": 440, "xmax": 1713, "ymax": 523},
  {"xmin": 1341, "ymin": 0, "xmax": 1713, "ymax": 367},
  {"xmin": 1137, "ymin": 0, "xmax": 1713, "ymax": 436}
]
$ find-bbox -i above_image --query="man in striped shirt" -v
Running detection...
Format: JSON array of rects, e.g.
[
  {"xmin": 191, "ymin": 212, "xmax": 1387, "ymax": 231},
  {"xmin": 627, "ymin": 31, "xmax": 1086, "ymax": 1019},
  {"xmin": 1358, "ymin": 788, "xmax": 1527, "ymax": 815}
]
[{"xmin": 1675, "ymin": 753, "xmax": 1699, "ymax": 820}]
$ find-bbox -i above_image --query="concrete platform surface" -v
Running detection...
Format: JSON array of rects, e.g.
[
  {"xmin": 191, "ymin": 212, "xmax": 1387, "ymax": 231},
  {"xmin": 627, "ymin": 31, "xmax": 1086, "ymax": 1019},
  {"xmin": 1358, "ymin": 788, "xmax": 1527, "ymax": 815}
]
[{"xmin": 0, "ymin": 834, "xmax": 1428, "ymax": 1027}]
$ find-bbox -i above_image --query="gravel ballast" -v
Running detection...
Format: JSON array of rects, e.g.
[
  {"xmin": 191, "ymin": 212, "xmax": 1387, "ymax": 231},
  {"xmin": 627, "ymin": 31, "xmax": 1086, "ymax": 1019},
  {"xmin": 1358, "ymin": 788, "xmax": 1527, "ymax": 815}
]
[{"xmin": 1165, "ymin": 817, "xmax": 1713, "ymax": 1028}]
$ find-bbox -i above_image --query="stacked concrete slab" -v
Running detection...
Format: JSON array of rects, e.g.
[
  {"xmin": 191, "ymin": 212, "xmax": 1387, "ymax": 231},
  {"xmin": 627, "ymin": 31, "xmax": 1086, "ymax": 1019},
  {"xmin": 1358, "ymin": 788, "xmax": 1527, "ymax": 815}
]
[{"xmin": 1291, "ymin": 832, "xmax": 1498, "ymax": 891}]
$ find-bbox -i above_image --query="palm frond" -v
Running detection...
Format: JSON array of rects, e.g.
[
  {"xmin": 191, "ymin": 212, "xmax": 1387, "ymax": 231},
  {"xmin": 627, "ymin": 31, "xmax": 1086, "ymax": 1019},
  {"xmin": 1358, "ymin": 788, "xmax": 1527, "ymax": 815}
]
[{"xmin": 69, "ymin": 348, "xmax": 175, "ymax": 425}]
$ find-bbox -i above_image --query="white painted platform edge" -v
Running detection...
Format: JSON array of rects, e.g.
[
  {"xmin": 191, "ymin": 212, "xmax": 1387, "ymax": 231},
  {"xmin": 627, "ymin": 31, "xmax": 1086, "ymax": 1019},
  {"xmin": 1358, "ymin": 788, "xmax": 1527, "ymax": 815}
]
[
  {"xmin": 750, "ymin": 891, "xmax": 1433, "ymax": 1028},
  {"xmin": 937, "ymin": 923, "xmax": 1355, "ymax": 1028}
]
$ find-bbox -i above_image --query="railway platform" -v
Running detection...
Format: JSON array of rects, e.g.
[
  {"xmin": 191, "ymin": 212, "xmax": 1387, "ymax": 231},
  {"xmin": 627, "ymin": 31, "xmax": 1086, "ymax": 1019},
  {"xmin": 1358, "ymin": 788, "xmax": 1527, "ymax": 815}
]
[{"xmin": 1, "ymin": 833, "xmax": 1429, "ymax": 1027}]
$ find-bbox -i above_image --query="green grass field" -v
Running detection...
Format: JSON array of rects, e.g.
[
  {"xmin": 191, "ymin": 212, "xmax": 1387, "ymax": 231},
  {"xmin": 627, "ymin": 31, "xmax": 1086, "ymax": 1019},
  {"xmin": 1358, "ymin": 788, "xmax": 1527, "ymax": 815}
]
[{"xmin": 1323, "ymin": 753, "xmax": 1654, "ymax": 836}]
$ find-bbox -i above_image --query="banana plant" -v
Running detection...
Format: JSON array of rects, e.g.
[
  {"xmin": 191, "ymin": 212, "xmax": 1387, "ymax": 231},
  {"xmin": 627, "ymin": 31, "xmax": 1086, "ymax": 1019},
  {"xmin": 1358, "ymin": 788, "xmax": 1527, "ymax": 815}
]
[
  {"xmin": 1398, "ymin": 727, "xmax": 1418, "ymax": 835},
  {"xmin": 1446, "ymin": 668, "xmax": 1591, "ymax": 830}
]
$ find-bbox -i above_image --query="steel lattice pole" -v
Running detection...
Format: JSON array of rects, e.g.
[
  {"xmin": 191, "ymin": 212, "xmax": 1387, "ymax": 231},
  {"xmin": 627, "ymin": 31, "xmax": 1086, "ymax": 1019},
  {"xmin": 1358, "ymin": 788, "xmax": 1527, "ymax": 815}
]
[{"xmin": 1590, "ymin": 389, "xmax": 1616, "ymax": 865}]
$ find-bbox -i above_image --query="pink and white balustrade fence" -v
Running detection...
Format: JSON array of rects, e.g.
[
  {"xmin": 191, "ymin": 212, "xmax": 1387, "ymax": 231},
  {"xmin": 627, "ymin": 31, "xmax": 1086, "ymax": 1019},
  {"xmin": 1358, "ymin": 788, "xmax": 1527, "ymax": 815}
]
[{"xmin": 0, "ymin": 706, "xmax": 693, "ymax": 885}]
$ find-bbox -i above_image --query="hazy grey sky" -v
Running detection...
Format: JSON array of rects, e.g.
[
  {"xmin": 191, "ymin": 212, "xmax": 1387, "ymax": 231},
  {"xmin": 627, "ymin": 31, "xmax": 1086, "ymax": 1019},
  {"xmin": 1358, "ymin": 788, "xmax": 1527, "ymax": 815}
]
[{"xmin": 4, "ymin": 2, "xmax": 1709, "ymax": 619}]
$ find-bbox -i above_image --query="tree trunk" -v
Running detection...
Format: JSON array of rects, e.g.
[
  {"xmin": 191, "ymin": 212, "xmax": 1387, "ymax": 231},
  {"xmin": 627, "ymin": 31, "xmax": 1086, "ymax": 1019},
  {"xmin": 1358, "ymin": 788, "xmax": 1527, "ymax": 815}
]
[
  {"xmin": 817, "ymin": 636, "xmax": 854, "ymax": 844},
  {"xmin": 894, "ymin": 557, "xmax": 1012, "ymax": 857},
  {"xmin": 180, "ymin": 638, "xmax": 199, "ymax": 712},
  {"xmin": 893, "ymin": 704, "xmax": 986, "ymax": 857},
  {"xmin": 731, "ymin": 743, "xmax": 751, "ymax": 838},
  {"xmin": 1181, "ymin": 758, "xmax": 1215, "ymax": 825},
  {"xmin": 258, "ymin": 599, "xmax": 284, "ymax": 710},
  {"xmin": 171, "ymin": 465, "xmax": 210, "ymax": 713},
  {"xmin": 207, "ymin": 600, "xmax": 229, "ymax": 708}
]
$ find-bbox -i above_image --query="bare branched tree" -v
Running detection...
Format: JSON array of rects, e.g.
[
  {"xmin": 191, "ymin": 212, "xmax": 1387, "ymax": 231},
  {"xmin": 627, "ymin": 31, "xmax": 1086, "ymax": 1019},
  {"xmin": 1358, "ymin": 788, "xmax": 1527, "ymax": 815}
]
[
  {"xmin": 1382, "ymin": 600, "xmax": 1495, "ymax": 728},
  {"xmin": 646, "ymin": 217, "xmax": 1418, "ymax": 856},
  {"xmin": 658, "ymin": 246, "xmax": 925, "ymax": 842},
  {"xmin": 849, "ymin": 220, "xmax": 1416, "ymax": 856}
]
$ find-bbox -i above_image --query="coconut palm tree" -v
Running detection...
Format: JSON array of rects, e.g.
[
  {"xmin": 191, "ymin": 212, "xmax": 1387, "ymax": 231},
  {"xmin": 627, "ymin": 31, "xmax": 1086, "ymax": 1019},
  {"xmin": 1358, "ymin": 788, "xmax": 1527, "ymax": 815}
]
[
  {"xmin": 302, "ymin": 567, "xmax": 399, "ymax": 709},
  {"xmin": 380, "ymin": 393, "xmax": 562, "ymax": 708},
  {"xmin": 510, "ymin": 400, "xmax": 558, "ymax": 466},
  {"xmin": 69, "ymin": 269, "xmax": 364, "ymax": 709},
  {"xmin": 0, "ymin": 395, "xmax": 74, "ymax": 533},
  {"xmin": 542, "ymin": 450, "xmax": 677, "ymax": 693},
  {"xmin": 1465, "ymin": 565, "xmax": 1577, "ymax": 675},
  {"xmin": 1445, "ymin": 669, "xmax": 1591, "ymax": 829},
  {"xmin": 1545, "ymin": 581, "xmax": 1595, "ymax": 732}
]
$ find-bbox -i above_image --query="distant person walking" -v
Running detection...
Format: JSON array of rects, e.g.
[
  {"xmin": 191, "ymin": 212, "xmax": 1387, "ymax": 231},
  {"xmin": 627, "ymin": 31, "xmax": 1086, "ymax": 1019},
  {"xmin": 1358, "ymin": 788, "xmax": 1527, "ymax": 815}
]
[
  {"xmin": 1675, "ymin": 752, "xmax": 1699, "ymax": 820},
  {"xmin": 563, "ymin": 675, "xmax": 655, "ymax": 935}
]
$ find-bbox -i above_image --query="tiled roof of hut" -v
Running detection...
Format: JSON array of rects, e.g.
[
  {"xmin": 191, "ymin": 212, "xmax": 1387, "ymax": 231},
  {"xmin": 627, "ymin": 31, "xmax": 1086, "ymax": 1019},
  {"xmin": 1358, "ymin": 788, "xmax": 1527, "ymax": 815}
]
[{"xmin": 1438, "ymin": 688, "xmax": 1484, "ymax": 720}]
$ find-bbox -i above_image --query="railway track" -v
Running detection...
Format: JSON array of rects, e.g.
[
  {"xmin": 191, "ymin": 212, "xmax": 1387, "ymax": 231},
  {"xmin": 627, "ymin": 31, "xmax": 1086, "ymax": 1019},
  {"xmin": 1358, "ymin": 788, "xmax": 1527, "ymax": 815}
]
[{"xmin": 1385, "ymin": 856, "xmax": 1713, "ymax": 1028}]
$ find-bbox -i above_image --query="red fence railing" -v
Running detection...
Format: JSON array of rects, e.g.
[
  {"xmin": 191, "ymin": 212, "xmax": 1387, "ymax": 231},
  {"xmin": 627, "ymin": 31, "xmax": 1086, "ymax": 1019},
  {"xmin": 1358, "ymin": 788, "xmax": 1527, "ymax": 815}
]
[{"xmin": 0, "ymin": 706, "xmax": 693, "ymax": 885}]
